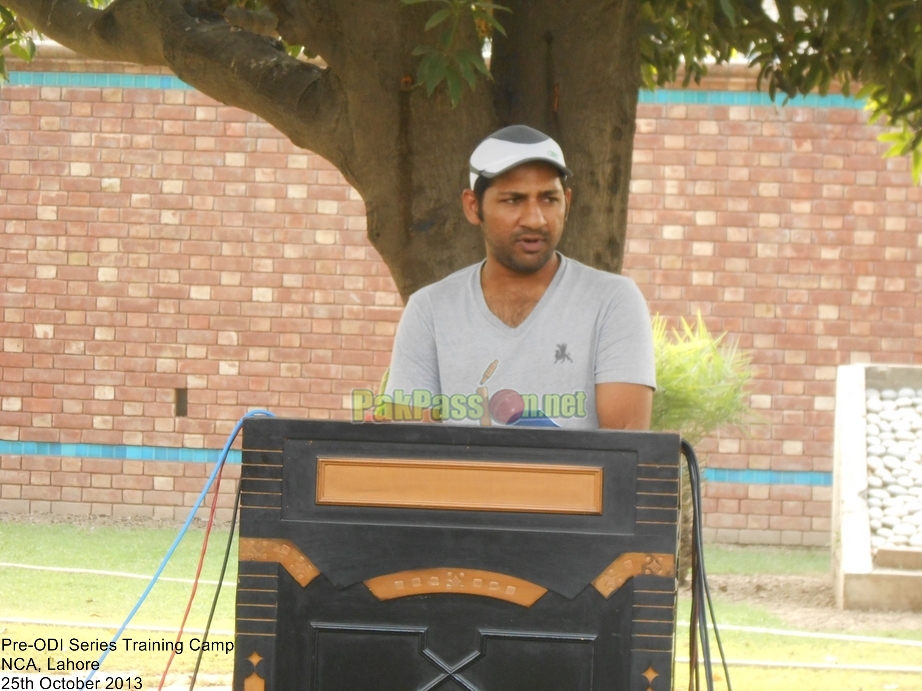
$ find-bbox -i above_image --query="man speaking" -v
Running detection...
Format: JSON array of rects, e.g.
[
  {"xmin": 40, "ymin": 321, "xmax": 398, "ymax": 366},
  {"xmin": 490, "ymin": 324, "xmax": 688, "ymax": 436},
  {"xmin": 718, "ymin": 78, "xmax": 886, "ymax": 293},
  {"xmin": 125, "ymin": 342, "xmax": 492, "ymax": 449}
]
[{"xmin": 384, "ymin": 125, "xmax": 655, "ymax": 430}]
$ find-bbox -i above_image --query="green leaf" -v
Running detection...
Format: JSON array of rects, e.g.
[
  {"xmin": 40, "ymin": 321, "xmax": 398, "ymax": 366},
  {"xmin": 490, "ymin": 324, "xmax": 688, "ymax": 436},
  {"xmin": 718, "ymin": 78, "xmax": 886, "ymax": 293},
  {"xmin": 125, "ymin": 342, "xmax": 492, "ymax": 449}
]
[
  {"xmin": 424, "ymin": 8, "xmax": 453, "ymax": 31},
  {"xmin": 0, "ymin": 54, "xmax": 7, "ymax": 83},
  {"xmin": 471, "ymin": 8, "xmax": 507, "ymax": 36},
  {"xmin": 420, "ymin": 53, "xmax": 449, "ymax": 95},
  {"xmin": 804, "ymin": 60, "xmax": 821, "ymax": 93},
  {"xmin": 411, "ymin": 44, "xmax": 439, "ymax": 56},
  {"xmin": 444, "ymin": 65, "xmax": 463, "ymax": 107},
  {"xmin": 718, "ymin": 0, "xmax": 736, "ymax": 28},
  {"xmin": 912, "ymin": 148, "xmax": 922, "ymax": 184},
  {"xmin": 455, "ymin": 53, "xmax": 477, "ymax": 88},
  {"xmin": 8, "ymin": 41, "xmax": 30, "ymax": 61},
  {"xmin": 435, "ymin": 21, "xmax": 457, "ymax": 51},
  {"xmin": 878, "ymin": 131, "xmax": 909, "ymax": 143},
  {"xmin": 455, "ymin": 46, "xmax": 490, "ymax": 80}
]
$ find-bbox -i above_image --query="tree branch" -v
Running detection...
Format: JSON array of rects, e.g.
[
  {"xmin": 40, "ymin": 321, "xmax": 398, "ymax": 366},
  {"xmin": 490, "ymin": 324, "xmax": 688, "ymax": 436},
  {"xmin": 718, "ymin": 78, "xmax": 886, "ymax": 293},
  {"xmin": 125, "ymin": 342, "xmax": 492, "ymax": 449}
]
[
  {"xmin": 3, "ymin": 0, "xmax": 165, "ymax": 64},
  {"xmin": 3, "ymin": 0, "xmax": 353, "ymax": 172},
  {"xmin": 262, "ymin": 0, "xmax": 342, "ymax": 67},
  {"xmin": 159, "ymin": 0, "xmax": 352, "ymax": 165}
]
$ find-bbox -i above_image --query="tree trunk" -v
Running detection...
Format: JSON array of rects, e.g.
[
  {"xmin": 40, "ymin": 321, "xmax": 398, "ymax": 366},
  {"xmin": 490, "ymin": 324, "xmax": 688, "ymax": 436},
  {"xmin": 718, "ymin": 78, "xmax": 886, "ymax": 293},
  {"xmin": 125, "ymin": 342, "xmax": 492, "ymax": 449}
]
[
  {"xmin": 491, "ymin": 0, "xmax": 641, "ymax": 276},
  {"xmin": 4, "ymin": 0, "xmax": 641, "ymax": 299}
]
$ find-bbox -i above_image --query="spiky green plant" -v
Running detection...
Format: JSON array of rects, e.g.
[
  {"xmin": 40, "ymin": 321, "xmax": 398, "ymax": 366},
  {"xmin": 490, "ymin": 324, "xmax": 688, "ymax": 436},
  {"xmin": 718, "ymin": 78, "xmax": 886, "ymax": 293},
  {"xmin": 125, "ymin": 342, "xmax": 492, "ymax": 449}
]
[{"xmin": 650, "ymin": 313, "xmax": 753, "ymax": 583}]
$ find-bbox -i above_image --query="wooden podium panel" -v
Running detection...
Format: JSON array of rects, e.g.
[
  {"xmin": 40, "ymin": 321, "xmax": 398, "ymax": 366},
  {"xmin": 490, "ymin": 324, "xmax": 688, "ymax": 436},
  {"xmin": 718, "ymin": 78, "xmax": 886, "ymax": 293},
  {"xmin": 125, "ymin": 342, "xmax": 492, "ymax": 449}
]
[{"xmin": 235, "ymin": 420, "xmax": 680, "ymax": 691}]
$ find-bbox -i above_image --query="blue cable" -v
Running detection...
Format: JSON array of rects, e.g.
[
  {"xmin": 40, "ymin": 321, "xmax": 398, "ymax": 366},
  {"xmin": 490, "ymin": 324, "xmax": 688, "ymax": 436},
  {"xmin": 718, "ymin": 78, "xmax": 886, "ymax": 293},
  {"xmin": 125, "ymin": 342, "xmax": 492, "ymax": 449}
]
[{"xmin": 86, "ymin": 409, "xmax": 275, "ymax": 682}]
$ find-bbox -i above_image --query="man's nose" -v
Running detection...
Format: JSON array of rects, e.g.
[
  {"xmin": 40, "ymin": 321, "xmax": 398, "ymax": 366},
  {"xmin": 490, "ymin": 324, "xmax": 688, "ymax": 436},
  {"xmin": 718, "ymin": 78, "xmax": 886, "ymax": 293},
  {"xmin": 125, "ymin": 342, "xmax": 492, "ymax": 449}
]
[{"xmin": 520, "ymin": 198, "xmax": 547, "ymax": 228}]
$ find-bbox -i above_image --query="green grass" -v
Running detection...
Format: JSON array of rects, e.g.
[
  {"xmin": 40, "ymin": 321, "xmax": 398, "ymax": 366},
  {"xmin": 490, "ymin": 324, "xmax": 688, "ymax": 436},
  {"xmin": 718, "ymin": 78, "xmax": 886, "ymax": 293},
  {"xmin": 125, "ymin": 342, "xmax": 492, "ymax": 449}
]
[
  {"xmin": 0, "ymin": 519, "xmax": 238, "ymax": 684},
  {"xmin": 675, "ymin": 544, "xmax": 922, "ymax": 690},
  {"xmin": 703, "ymin": 543, "xmax": 831, "ymax": 576},
  {"xmin": 0, "ymin": 519, "xmax": 238, "ymax": 630},
  {"xmin": 2, "ymin": 518, "xmax": 921, "ymax": 691},
  {"xmin": 0, "ymin": 520, "xmax": 239, "ymax": 582}
]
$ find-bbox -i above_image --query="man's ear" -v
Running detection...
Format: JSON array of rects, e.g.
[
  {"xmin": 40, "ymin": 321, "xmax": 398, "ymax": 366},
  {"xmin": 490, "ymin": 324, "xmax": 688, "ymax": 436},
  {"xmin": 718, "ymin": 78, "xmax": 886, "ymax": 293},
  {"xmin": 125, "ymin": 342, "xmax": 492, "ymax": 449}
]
[
  {"xmin": 461, "ymin": 189, "xmax": 483, "ymax": 225},
  {"xmin": 564, "ymin": 187, "xmax": 572, "ymax": 221}
]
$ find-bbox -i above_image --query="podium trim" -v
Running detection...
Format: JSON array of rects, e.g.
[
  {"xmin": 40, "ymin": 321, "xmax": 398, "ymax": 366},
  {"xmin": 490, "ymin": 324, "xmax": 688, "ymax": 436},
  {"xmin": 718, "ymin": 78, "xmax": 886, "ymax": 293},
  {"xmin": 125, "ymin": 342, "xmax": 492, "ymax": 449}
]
[
  {"xmin": 364, "ymin": 567, "xmax": 548, "ymax": 606},
  {"xmin": 239, "ymin": 538, "xmax": 321, "ymax": 587}
]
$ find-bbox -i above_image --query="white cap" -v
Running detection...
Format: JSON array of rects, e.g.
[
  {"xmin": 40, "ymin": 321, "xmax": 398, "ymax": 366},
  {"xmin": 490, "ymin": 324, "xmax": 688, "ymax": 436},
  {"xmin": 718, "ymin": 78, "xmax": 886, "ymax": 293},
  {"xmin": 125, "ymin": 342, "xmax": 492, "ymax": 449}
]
[{"xmin": 469, "ymin": 125, "xmax": 572, "ymax": 189}]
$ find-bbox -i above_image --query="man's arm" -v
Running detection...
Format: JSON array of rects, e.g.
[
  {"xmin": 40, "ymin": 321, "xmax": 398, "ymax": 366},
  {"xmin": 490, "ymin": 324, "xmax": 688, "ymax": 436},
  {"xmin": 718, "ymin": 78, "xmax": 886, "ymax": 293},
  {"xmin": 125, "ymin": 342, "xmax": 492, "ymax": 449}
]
[
  {"xmin": 593, "ymin": 277, "xmax": 656, "ymax": 430},
  {"xmin": 595, "ymin": 382, "xmax": 653, "ymax": 430},
  {"xmin": 385, "ymin": 292, "xmax": 441, "ymax": 422}
]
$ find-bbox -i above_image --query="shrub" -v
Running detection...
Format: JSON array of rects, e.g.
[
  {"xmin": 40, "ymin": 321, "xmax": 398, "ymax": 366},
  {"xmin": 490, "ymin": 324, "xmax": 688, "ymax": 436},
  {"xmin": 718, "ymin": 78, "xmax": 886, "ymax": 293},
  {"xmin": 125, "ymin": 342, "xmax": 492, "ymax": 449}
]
[{"xmin": 650, "ymin": 314, "xmax": 753, "ymax": 583}]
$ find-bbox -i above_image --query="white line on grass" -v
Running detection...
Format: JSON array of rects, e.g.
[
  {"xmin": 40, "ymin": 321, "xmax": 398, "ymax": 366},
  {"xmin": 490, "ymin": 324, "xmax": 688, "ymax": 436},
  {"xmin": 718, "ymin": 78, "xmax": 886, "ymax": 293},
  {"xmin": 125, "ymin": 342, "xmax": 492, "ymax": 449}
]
[
  {"xmin": 0, "ymin": 616, "xmax": 232, "ymax": 637},
  {"xmin": 676, "ymin": 657, "xmax": 922, "ymax": 673},
  {"xmin": 0, "ymin": 562, "xmax": 235, "ymax": 587},
  {"xmin": 676, "ymin": 621, "xmax": 922, "ymax": 647}
]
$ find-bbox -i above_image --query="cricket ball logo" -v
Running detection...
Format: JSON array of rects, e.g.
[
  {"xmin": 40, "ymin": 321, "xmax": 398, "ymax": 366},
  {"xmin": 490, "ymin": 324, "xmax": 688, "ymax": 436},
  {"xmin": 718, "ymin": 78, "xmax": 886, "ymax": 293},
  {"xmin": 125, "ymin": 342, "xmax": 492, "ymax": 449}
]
[{"xmin": 478, "ymin": 359, "xmax": 524, "ymax": 424}]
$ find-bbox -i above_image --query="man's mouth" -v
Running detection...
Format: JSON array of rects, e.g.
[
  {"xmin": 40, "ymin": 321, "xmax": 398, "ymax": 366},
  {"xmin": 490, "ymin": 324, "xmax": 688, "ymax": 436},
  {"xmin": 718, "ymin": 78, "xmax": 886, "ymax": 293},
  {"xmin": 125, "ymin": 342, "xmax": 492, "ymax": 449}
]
[{"xmin": 514, "ymin": 232, "xmax": 549, "ymax": 252}]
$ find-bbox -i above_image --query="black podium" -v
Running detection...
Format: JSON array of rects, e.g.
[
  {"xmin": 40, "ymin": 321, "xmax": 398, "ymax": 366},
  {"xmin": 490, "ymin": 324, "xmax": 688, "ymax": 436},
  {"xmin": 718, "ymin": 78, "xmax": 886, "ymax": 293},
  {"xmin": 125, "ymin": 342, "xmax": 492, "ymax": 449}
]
[{"xmin": 234, "ymin": 420, "xmax": 680, "ymax": 691}]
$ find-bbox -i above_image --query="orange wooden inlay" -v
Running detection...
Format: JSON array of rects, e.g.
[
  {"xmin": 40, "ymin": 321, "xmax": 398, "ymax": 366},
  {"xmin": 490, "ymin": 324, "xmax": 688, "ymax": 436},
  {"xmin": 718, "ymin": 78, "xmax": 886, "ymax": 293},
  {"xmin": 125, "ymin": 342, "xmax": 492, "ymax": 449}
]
[
  {"xmin": 365, "ymin": 568, "xmax": 547, "ymax": 606},
  {"xmin": 316, "ymin": 457, "xmax": 603, "ymax": 514},
  {"xmin": 238, "ymin": 537, "xmax": 320, "ymax": 587},
  {"xmin": 592, "ymin": 552, "xmax": 676, "ymax": 598}
]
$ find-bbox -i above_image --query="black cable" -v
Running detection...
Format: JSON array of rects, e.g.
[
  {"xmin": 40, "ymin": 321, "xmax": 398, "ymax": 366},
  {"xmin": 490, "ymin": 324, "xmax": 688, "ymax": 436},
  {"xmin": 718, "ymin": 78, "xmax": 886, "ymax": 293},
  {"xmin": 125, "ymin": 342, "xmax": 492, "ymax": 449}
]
[
  {"xmin": 189, "ymin": 479, "xmax": 243, "ymax": 691},
  {"xmin": 682, "ymin": 438, "xmax": 733, "ymax": 691}
]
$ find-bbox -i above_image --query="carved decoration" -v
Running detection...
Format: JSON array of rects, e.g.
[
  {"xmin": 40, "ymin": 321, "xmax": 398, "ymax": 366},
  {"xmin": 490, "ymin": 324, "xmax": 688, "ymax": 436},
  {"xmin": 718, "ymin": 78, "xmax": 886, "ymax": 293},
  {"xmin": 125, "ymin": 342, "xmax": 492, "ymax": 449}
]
[
  {"xmin": 365, "ymin": 568, "xmax": 547, "ymax": 607},
  {"xmin": 239, "ymin": 537, "xmax": 320, "ymax": 587},
  {"xmin": 642, "ymin": 664, "xmax": 659, "ymax": 688},
  {"xmin": 243, "ymin": 650, "xmax": 265, "ymax": 691},
  {"xmin": 591, "ymin": 553, "xmax": 675, "ymax": 598}
]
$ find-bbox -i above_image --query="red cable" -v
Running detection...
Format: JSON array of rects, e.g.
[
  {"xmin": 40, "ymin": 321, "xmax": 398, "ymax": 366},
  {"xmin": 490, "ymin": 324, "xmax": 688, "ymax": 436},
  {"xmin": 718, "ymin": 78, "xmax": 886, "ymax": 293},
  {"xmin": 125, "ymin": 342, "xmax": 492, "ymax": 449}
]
[{"xmin": 157, "ymin": 460, "xmax": 226, "ymax": 690}]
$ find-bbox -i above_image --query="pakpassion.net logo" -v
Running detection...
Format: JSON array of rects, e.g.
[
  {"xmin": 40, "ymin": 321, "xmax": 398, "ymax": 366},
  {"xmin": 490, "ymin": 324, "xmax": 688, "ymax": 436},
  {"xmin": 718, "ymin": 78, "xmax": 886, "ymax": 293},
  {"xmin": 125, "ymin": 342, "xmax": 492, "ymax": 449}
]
[{"xmin": 351, "ymin": 388, "xmax": 587, "ymax": 424}]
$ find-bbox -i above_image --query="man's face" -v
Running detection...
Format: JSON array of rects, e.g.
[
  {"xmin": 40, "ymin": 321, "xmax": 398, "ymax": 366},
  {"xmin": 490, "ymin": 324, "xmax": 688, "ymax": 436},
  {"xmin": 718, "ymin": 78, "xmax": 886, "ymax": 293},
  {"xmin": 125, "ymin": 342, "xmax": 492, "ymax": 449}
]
[{"xmin": 463, "ymin": 162, "xmax": 571, "ymax": 275}]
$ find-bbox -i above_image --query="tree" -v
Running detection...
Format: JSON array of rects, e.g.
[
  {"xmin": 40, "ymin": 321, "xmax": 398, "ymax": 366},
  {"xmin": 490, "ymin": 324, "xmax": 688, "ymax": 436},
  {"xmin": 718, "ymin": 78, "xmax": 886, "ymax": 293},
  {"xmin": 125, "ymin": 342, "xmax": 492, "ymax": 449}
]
[{"xmin": 2, "ymin": 0, "xmax": 922, "ymax": 299}]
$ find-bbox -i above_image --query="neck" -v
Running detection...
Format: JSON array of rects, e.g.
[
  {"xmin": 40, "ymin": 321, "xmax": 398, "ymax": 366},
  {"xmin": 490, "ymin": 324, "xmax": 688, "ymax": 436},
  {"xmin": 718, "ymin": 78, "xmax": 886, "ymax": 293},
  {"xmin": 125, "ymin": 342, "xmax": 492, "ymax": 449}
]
[
  {"xmin": 479, "ymin": 253, "xmax": 561, "ymax": 328},
  {"xmin": 481, "ymin": 252, "xmax": 561, "ymax": 293}
]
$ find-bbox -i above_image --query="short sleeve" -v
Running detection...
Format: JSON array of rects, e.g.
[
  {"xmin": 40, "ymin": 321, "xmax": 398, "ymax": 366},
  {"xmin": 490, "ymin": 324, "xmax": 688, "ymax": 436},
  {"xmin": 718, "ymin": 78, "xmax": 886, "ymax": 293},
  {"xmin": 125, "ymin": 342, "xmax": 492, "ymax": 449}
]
[
  {"xmin": 594, "ymin": 279, "xmax": 656, "ymax": 389},
  {"xmin": 385, "ymin": 291, "xmax": 442, "ymax": 397}
]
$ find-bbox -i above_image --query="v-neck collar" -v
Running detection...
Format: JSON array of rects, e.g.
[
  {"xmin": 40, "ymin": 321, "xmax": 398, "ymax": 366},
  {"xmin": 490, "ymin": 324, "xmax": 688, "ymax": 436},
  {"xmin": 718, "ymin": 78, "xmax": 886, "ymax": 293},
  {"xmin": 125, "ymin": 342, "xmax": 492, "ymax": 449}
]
[{"xmin": 472, "ymin": 253, "xmax": 568, "ymax": 336}]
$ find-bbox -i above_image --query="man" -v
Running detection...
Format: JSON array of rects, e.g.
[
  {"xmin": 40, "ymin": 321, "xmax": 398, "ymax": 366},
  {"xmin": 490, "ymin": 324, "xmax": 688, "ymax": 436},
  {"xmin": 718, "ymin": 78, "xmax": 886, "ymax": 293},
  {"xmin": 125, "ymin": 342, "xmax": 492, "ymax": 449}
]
[{"xmin": 384, "ymin": 125, "xmax": 655, "ymax": 430}]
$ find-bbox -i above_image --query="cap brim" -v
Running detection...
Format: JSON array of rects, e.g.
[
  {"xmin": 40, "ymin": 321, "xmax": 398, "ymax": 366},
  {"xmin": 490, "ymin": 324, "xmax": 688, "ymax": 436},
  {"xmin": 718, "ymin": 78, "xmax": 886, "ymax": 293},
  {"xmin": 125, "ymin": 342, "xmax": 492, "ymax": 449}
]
[
  {"xmin": 481, "ymin": 157, "xmax": 572, "ymax": 180},
  {"xmin": 470, "ymin": 158, "xmax": 573, "ymax": 189}
]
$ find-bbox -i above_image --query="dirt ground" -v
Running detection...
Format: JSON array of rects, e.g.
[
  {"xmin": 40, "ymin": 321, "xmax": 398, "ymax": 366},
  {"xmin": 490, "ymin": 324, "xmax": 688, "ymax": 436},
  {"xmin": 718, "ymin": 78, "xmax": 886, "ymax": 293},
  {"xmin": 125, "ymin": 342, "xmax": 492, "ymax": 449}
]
[
  {"xmin": 0, "ymin": 510, "xmax": 227, "ymax": 530},
  {"xmin": 683, "ymin": 573, "xmax": 922, "ymax": 633},
  {"xmin": 5, "ymin": 511, "xmax": 922, "ymax": 633}
]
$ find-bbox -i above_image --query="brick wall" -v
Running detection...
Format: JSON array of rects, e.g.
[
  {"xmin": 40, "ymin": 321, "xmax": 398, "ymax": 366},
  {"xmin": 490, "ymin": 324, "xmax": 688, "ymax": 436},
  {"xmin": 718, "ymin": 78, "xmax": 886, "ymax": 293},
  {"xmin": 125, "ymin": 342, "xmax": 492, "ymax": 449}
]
[
  {"xmin": 2, "ymin": 454, "xmax": 239, "ymax": 521},
  {"xmin": 625, "ymin": 81, "xmax": 922, "ymax": 544},
  {"xmin": 2, "ymin": 53, "xmax": 921, "ymax": 541}
]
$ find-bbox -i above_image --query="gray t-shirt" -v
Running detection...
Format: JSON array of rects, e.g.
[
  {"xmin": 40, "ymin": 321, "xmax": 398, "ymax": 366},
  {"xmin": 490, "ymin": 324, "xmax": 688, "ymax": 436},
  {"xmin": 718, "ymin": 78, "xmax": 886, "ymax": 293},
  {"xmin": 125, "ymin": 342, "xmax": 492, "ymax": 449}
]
[{"xmin": 385, "ymin": 254, "xmax": 656, "ymax": 429}]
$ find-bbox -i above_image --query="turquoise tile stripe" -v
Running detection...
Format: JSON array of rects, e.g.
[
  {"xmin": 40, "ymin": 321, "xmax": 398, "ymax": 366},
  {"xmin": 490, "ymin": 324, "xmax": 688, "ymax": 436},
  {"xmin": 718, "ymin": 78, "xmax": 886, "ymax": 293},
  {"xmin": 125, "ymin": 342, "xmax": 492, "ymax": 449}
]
[
  {"xmin": 0, "ymin": 440, "xmax": 240, "ymax": 464},
  {"xmin": 704, "ymin": 467, "xmax": 832, "ymax": 487},
  {"xmin": 4, "ymin": 71, "xmax": 863, "ymax": 109},
  {"xmin": 6, "ymin": 72, "xmax": 193, "ymax": 90},
  {"xmin": 637, "ymin": 89, "xmax": 864, "ymax": 109},
  {"xmin": 0, "ymin": 439, "xmax": 831, "ymax": 485}
]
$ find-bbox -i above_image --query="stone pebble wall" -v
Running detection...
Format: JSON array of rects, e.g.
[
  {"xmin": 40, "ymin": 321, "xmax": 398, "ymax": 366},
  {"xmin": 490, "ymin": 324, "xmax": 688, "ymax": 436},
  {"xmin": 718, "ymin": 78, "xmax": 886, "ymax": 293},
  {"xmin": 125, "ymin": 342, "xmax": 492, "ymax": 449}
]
[
  {"xmin": 864, "ymin": 387, "xmax": 922, "ymax": 549},
  {"xmin": 2, "ymin": 57, "xmax": 922, "ymax": 537}
]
